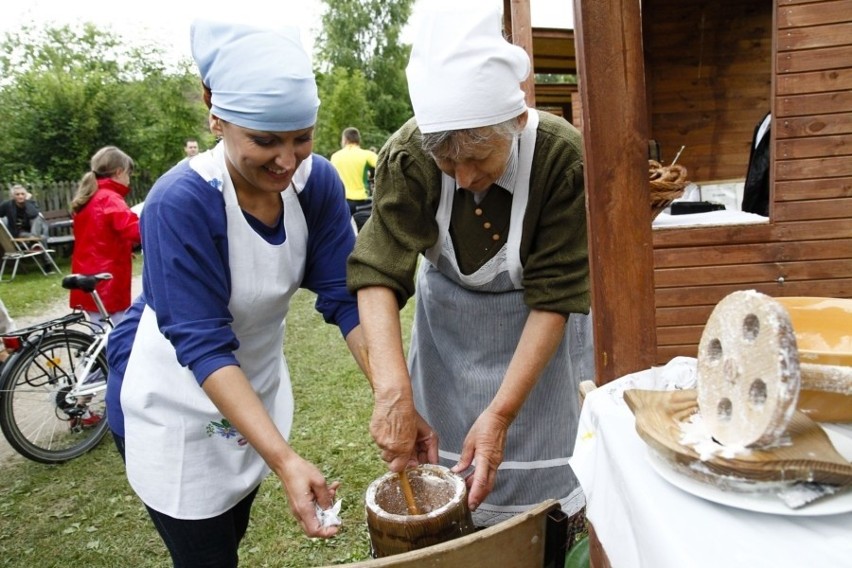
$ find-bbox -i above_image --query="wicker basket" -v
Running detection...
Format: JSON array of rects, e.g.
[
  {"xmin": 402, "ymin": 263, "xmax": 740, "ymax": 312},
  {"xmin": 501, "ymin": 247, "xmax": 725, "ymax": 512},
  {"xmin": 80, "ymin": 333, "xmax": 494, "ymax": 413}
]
[{"xmin": 649, "ymin": 160, "xmax": 690, "ymax": 219}]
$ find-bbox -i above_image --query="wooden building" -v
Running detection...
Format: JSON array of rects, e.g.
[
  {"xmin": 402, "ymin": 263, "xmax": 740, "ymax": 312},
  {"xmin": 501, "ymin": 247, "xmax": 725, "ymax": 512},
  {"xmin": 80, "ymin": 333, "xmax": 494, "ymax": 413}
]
[{"xmin": 508, "ymin": 0, "xmax": 852, "ymax": 382}]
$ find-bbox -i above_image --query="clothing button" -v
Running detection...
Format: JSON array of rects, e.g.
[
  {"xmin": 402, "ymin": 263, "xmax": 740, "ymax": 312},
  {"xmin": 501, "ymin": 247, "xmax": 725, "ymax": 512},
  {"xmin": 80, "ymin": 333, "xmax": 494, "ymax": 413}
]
[
  {"xmin": 474, "ymin": 208, "xmax": 483, "ymax": 216},
  {"xmin": 483, "ymin": 222, "xmax": 492, "ymax": 229},
  {"xmin": 492, "ymin": 234, "xmax": 500, "ymax": 241}
]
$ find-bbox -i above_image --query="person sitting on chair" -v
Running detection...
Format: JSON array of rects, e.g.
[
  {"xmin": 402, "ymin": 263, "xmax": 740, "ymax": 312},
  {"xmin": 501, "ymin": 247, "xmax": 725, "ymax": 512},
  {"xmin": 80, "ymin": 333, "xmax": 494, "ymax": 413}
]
[{"xmin": 0, "ymin": 184, "xmax": 50, "ymax": 245}]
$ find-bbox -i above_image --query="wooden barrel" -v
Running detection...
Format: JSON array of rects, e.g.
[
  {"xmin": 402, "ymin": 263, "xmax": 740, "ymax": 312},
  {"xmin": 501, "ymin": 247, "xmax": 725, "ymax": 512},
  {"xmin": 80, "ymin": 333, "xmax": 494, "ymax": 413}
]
[{"xmin": 365, "ymin": 464, "xmax": 476, "ymax": 557}]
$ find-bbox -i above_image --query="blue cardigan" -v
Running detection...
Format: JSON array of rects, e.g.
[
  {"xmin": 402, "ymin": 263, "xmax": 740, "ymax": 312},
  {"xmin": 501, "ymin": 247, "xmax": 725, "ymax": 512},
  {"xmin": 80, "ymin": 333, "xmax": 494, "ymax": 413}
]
[{"xmin": 106, "ymin": 154, "xmax": 358, "ymax": 436}]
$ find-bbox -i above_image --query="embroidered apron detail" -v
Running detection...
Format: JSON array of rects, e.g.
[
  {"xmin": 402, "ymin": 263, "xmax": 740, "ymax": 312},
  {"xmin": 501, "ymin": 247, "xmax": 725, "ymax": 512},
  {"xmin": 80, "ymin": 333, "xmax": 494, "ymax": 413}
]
[
  {"xmin": 206, "ymin": 418, "xmax": 248, "ymax": 446},
  {"xmin": 410, "ymin": 109, "xmax": 584, "ymax": 527},
  {"xmin": 121, "ymin": 143, "xmax": 309, "ymax": 519}
]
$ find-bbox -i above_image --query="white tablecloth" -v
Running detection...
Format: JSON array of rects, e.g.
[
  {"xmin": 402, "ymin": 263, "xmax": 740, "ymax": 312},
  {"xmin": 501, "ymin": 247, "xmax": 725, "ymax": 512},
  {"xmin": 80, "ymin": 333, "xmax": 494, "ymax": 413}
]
[
  {"xmin": 569, "ymin": 358, "xmax": 852, "ymax": 568},
  {"xmin": 652, "ymin": 209, "xmax": 768, "ymax": 229}
]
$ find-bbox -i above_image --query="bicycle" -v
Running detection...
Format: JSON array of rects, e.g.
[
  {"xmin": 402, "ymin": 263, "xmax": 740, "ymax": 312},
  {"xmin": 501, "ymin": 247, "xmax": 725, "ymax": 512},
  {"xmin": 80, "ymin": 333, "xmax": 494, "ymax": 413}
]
[{"xmin": 0, "ymin": 273, "xmax": 115, "ymax": 463}]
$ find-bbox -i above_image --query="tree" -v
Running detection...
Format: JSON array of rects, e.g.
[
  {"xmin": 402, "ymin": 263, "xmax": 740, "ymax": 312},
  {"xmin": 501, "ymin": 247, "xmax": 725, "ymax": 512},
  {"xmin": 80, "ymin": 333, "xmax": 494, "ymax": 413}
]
[
  {"xmin": 0, "ymin": 23, "xmax": 209, "ymax": 185},
  {"xmin": 314, "ymin": 0, "xmax": 415, "ymax": 156},
  {"xmin": 314, "ymin": 68, "xmax": 376, "ymax": 156}
]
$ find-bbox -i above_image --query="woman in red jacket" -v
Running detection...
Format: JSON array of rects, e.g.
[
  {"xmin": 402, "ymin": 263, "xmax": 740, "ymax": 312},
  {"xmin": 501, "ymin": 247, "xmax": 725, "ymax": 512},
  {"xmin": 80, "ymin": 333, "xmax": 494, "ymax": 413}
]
[{"xmin": 69, "ymin": 146, "xmax": 141, "ymax": 325}]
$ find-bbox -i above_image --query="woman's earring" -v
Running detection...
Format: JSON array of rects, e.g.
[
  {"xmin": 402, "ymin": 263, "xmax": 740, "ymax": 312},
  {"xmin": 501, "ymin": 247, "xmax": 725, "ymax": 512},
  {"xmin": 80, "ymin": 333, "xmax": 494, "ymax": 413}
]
[{"xmin": 212, "ymin": 118, "xmax": 223, "ymax": 141}]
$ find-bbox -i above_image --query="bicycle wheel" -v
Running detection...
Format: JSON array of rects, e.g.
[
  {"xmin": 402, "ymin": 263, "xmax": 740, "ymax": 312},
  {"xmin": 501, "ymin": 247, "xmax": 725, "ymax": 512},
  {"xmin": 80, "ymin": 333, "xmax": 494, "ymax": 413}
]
[{"xmin": 0, "ymin": 329, "xmax": 109, "ymax": 463}]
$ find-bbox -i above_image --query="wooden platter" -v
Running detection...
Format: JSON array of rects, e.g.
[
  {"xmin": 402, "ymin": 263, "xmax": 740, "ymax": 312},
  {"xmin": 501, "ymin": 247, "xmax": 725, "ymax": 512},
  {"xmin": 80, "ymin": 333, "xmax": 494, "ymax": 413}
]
[{"xmin": 623, "ymin": 388, "xmax": 852, "ymax": 487}]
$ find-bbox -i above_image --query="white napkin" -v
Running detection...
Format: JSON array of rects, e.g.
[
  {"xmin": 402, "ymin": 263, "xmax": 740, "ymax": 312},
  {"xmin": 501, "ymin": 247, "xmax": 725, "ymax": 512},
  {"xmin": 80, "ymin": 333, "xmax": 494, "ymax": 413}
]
[{"xmin": 315, "ymin": 499, "xmax": 342, "ymax": 528}]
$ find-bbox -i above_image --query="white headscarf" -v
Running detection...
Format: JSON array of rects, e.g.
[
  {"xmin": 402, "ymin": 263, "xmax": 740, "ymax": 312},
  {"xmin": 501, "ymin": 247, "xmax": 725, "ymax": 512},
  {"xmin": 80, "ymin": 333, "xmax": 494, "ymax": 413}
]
[
  {"xmin": 406, "ymin": 0, "xmax": 530, "ymax": 134},
  {"xmin": 191, "ymin": 19, "xmax": 320, "ymax": 132}
]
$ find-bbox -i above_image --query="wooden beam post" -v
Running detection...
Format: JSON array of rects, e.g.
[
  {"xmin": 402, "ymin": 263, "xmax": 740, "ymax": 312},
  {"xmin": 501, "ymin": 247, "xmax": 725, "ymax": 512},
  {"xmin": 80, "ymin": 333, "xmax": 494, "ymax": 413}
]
[
  {"xmin": 574, "ymin": 0, "xmax": 657, "ymax": 384},
  {"xmin": 504, "ymin": 0, "xmax": 536, "ymax": 107}
]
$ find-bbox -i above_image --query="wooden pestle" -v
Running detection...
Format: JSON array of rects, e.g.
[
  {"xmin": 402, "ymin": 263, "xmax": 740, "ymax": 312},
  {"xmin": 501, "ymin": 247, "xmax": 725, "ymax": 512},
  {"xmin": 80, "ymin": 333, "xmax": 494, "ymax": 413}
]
[{"xmin": 398, "ymin": 469, "xmax": 420, "ymax": 515}]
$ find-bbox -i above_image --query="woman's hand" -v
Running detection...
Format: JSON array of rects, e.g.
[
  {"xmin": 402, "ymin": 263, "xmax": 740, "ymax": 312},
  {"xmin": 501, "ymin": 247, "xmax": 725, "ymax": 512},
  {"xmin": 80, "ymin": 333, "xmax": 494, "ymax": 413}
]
[
  {"xmin": 370, "ymin": 388, "xmax": 422, "ymax": 472},
  {"xmin": 413, "ymin": 413, "xmax": 439, "ymax": 466},
  {"xmin": 278, "ymin": 454, "xmax": 341, "ymax": 539},
  {"xmin": 451, "ymin": 410, "xmax": 511, "ymax": 511},
  {"xmin": 201, "ymin": 367, "xmax": 341, "ymax": 538},
  {"xmin": 369, "ymin": 388, "xmax": 439, "ymax": 472}
]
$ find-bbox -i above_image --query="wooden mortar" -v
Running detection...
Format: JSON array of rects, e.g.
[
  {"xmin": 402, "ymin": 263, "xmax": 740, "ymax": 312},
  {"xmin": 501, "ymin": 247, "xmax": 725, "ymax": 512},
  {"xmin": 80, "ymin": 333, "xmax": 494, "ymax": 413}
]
[{"xmin": 365, "ymin": 464, "xmax": 475, "ymax": 558}]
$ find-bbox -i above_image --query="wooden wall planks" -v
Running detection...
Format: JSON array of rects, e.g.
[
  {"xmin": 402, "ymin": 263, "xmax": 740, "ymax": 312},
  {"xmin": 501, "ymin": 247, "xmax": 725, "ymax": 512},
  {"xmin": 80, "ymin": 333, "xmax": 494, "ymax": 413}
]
[{"xmin": 649, "ymin": 0, "xmax": 851, "ymax": 364}]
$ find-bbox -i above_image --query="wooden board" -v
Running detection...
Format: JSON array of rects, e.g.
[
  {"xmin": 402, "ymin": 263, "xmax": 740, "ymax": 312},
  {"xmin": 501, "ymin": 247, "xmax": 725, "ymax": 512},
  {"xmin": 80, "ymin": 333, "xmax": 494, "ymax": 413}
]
[
  {"xmin": 623, "ymin": 389, "xmax": 852, "ymax": 486},
  {"xmin": 326, "ymin": 500, "xmax": 561, "ymax": 568}
]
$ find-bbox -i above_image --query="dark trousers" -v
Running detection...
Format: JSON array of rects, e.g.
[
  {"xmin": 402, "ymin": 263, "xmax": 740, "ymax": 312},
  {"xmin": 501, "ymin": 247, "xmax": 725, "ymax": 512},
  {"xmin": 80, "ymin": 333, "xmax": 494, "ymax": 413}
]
[
  {"xmin": 113, "ymin": 433, "xmax": 259, "ymax": 568},
  {"xmin": 346, "ymin": 198, "xmax": 370, "ymax": 216}
]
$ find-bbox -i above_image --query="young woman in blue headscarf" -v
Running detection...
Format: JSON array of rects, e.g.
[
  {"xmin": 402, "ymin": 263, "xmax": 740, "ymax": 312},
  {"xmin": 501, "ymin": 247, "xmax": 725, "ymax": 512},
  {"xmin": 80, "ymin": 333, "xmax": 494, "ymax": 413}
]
[{"xmin": 105, "ymin": 19, "xmax": 367, "ymax": 566}]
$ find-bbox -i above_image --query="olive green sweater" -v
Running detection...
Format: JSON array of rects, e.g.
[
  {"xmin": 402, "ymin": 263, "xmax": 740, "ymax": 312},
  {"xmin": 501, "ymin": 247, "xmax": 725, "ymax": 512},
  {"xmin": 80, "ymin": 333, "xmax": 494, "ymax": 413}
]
[{"xmin": 347, "ymin": 111, "xmax": 590, "ymax": 317}]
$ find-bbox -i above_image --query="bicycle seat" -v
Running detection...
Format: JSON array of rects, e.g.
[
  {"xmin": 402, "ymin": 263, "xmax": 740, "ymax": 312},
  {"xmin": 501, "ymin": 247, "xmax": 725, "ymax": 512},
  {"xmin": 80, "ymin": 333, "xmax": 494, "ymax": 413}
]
[{"xmin": 61, "ymin": 273, "xmax": 113, "ymax": 293}]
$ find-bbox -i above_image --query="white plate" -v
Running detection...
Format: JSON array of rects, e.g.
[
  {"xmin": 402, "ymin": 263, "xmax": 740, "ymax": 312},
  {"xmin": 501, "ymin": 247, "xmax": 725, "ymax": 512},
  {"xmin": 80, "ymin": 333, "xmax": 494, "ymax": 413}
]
[{"xmin": 646, "ymin": 424, "xmax": 852, "ymax": 516}]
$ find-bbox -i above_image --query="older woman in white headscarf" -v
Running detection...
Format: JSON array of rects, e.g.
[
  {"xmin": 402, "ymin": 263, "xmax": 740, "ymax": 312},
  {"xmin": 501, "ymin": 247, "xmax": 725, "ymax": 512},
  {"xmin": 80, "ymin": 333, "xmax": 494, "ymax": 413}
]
[
  {"xmin": 105, "ymin": 19, "xmax": 367, "ymax": 566},
  {"xmin": 347, "ymin": 0, "xmax": 590, "ymax": 529}
]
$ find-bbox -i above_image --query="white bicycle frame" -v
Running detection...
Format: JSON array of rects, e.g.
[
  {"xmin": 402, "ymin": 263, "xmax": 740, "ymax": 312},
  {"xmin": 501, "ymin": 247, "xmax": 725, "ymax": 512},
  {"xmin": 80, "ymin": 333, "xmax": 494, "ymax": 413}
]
[
  {"xmin": 69, "ymin": 330, "xmax": 110, "ymax": 398},
  {"xmin": 68, "ymin": 287, "xmax": 113, "ymax": 399}
]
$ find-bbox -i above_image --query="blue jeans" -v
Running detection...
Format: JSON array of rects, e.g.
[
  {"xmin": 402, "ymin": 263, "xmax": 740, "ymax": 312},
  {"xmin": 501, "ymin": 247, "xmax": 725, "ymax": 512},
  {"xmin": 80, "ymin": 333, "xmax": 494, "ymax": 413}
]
[{"xmin": 113, "ymin": 433, "xmax": 259, "ymax": 568}]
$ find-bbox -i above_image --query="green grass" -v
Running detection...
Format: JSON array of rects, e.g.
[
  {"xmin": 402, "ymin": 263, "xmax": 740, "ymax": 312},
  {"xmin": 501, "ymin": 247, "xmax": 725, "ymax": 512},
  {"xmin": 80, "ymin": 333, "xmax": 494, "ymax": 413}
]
[
  {"xmin": 0, "ymin": 254, "xmax": 143, "ymax": 321},
  {"xmin": 0, "ymin": 261, "xmax": 416, "ymax": 567},
  {"xmin": 0, "ymin": 255, "xmax": 76, "ymax": 319}
]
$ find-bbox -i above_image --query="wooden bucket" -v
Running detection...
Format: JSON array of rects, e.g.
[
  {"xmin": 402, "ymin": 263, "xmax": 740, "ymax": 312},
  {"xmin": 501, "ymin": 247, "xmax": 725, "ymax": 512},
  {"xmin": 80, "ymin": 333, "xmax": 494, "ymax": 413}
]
[{"xmin": 365, "ymin": 464, "xmax": 476, "ymax": 558}]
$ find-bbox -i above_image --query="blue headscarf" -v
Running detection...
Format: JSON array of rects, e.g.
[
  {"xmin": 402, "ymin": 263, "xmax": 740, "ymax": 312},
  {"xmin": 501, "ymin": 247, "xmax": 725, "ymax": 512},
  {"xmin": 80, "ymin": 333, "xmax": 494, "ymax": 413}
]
[{"xmin": 191, "ymin": 19, "xmax": 320, "ymax": 132}]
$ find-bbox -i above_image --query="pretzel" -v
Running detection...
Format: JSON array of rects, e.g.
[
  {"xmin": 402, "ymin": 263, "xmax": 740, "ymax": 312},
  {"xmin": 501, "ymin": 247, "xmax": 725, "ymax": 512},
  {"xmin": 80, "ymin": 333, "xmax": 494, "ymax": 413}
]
[{"xmin": 649, "ymin": 160, "xmax": 687, "ymax": 183}]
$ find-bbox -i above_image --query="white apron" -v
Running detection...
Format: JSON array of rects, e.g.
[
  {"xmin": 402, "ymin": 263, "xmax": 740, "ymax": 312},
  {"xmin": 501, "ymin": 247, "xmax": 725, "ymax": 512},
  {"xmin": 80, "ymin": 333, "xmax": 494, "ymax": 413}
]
[
  {"xmin": 410, "ymin": 109, "xmax": 585, "ymax": 527},
  {"xmin": 121, "ymin": 144, "xmax": 308, "ymax": 519}
]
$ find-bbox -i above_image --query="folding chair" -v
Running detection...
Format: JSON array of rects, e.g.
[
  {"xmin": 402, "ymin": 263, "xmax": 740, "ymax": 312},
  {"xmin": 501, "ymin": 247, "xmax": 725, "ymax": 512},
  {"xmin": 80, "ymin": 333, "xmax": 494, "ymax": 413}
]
[{"xmin": 0, "ymin": 221, "xmax": 62, "ymax": 281}]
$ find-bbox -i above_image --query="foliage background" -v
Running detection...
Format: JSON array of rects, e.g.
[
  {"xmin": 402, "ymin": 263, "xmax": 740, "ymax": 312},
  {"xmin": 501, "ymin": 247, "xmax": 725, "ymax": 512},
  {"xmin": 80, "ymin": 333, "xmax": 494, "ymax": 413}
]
[
  {"xmin": 0, "ymin": 23, "xmax": 210, "ymax": 185},
  {"xmin": 313, "ymin": 0, "xmax": 414, "ymax": 156},
  {"xmin": 0, "ymin": 0, "xmax": 415, "ymax": 195}
]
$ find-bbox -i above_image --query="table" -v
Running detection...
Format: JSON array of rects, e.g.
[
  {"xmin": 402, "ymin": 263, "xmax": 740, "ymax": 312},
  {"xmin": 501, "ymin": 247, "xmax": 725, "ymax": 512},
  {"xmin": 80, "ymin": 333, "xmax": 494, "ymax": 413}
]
[{"xmin": 569, "ymin": 357, "xmax": 852, "ymax": 568}]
